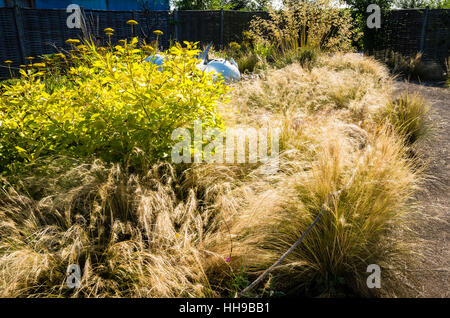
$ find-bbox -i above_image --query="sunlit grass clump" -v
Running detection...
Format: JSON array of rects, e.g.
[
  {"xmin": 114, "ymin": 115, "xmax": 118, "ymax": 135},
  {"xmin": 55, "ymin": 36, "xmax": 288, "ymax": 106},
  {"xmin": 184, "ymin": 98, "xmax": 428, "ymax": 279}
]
[
  {"xmin": 379, "ymin": 92, "xmax": 431, "ymax": 146},
  {"xmin": 0, "ymin": 161, "xmax": 231, "ymax": 297},
  {"xmin": 209, "ymin": 54, "xmax": 422, "ymax": 297},
  {"xmin": 214, "ymin": 127, "xmax": 419, "ymax": 296}
]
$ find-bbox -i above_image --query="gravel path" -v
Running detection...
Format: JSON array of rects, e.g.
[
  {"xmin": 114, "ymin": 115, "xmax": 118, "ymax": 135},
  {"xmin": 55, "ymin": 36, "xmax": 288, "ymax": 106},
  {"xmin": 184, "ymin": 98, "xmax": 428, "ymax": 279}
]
[{"xmin": 393, "ymin": 81, "xmax": 449, "ymax": 298}]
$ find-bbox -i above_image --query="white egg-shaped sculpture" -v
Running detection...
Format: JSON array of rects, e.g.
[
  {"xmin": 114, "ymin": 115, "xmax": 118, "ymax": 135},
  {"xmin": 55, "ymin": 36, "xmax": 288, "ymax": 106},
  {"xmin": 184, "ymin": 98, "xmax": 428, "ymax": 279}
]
[
  {"xmin": 200, "ymin": 58, "xmax": 241, "ymax": 82},
  {"xmin": 144, "ymin": 43, "xmax": 241, "ymax": 82}
]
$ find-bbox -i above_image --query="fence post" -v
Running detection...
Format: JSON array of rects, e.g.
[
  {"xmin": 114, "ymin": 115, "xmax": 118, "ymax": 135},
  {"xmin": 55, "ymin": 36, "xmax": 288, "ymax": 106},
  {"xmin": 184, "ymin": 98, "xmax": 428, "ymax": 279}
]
[
  {"xmin": 12, "ymin": 5, "xmax": 27, "ymax": 64},
  {"xmin": 220, "ymin": 9, "xmax": 224, "ymax": 48},
  {"xmin": 419, "ymin": 7, "xmax": 429, "ymax": 53},
  {"xmin": 173, "ymin": 9, "xmax": 178, "ymax": 42},
  {"xmin": 132, "ymin": 10, "xmax": 138, "ymax": 37}
]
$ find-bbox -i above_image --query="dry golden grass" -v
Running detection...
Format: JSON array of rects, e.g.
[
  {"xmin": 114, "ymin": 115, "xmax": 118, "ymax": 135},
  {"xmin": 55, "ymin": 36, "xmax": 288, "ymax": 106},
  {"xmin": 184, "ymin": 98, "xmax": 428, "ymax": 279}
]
[
  {"xmin": 249, "ymin": 0, "xmax": 356, "ymax": 55},
  {"xmin": 208, "ymin": 127, "xmax": 420, "ymax": 296},
  {"xmin": 209, "ymin": 53, "xmax": 423, "ymax": 296},
  {"xmin": 376, "ymin": 51, "xmax": 445, "ymax": 81},
  {"xmin": 0, "ymin": 53, "xmax": 426, "ymax": 297},
  {"xmin": 223, "ymin": 53, "xmax": 391, "ymax": 126},
  {"xmin": 378, "ymin": 92, "xmax": 432, "ymax": 146},
  {"xmin": 0, "ymin": 162, "xmax": 230, "ymax": 297}
]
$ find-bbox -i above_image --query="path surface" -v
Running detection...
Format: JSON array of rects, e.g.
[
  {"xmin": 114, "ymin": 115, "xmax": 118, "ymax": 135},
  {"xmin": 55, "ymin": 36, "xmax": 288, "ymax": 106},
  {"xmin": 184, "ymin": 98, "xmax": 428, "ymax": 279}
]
[{"xmin": 393, "ymin": 81, "xmax": 449, "ymax": 298}]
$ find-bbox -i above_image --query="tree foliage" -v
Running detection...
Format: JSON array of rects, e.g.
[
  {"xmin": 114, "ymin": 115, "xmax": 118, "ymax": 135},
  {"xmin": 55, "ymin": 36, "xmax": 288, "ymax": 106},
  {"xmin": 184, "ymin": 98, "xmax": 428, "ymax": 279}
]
[
  {"xmin": 344, "ymin": 0, "xmax": 394, "ymax": 11},
  {"xmin": 173, "ymin": 0, "xmax": 269, "ymax": 10},
  {"xmin": 393, "ymin": 0, "xmax": 450, "ymax": 8},
  {"xmin": 173, "ymin": 0, "xmax": 222, "ymax": 10}
]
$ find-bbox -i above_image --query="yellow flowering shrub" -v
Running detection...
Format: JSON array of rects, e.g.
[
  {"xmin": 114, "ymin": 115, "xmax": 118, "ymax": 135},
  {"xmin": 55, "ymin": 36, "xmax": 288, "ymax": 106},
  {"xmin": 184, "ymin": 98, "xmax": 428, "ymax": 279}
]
[{"xmin": 0, "ymin": 40, "xmax": 228, "ymax": 173}]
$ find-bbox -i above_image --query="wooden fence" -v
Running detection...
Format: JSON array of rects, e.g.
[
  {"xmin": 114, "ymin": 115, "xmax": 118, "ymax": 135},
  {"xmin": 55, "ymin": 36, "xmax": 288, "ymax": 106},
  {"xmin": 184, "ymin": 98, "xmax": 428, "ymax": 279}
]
[
  {"xmin": 379, "ymin": 9, "xmax": 449, "ymax": 65},
  {"xmin": 0, "ymin": 7, "xmax": 267, "ymax": 78},
  {"xmin": 0, "ymin": 7, "xmax": 448, "ymax": 78}
]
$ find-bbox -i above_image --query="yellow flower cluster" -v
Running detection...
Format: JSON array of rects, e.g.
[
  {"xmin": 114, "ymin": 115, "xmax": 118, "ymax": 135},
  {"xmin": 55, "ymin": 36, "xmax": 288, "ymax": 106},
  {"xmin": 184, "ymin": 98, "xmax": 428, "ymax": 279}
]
[{"xmin": 126, "ymin": 20, "xmax": 138, "ymax": 25}]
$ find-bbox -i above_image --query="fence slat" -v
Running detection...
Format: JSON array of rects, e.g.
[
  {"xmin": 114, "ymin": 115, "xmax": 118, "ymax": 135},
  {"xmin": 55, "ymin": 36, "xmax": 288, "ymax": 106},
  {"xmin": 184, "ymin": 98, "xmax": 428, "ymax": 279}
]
[{"xmin": 12, "ymin": 5, "xmax": 26, "ymax": 64}]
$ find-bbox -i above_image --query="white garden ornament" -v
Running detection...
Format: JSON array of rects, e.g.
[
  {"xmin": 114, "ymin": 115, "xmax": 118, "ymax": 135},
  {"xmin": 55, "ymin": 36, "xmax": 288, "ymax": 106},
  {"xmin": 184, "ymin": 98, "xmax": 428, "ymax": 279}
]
[{"xmin": 144, "ymin": 43, "xmax": 241, "ymax": 82}]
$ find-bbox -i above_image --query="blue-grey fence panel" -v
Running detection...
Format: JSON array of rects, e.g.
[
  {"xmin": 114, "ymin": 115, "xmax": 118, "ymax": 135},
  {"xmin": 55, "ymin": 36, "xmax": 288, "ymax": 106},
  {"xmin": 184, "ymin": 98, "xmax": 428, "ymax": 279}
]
[
  {"xmin": 21, "ymin": 8, "xmax": 79, "ymax": 59},
  {"xmin": 0, "ymin": 8, "xmax": 448, "ymax": 78},
  {"xmin": 82, "ymin": 9, "xmax": 135, "ymax": 44},
  {"xmin": 0, "ymin": 8, "xmax": 22, "ymax": 76},
  {"xmin": 135, "ymin": 10, "xmax": 171, "ymax": 48}
]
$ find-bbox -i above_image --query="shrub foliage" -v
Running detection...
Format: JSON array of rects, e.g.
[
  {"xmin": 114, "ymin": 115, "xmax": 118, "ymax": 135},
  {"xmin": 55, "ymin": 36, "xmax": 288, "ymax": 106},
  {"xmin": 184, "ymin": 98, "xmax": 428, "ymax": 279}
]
[{"xmin": 0, "ymin": 40, "xmax": 227, "ymax": 174}]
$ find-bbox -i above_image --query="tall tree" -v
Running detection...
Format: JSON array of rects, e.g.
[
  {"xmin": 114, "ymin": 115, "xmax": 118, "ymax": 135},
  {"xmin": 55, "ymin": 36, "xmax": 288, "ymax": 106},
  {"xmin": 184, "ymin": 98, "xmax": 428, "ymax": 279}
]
[
  {"xmin": 393, "ymin": 0, "xmax": 450, "ymax": 8},
  {"xmin": 173, "ymin": 0, "xmax": 222, "ymax": 9},
  {"xmin": 226, "ymin": 0, "xmax": 269, "ymax": 10},
  {"xmin": 342, "ymin": 0, "xmax": 394, "ymax": 53},
  {"xmin": 344, "ymin": 0, "xmax": 394, "ymax": 11},
  {"xmin": 173, "ymin": 0, "xmax": 269, "ymax": 9}
]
